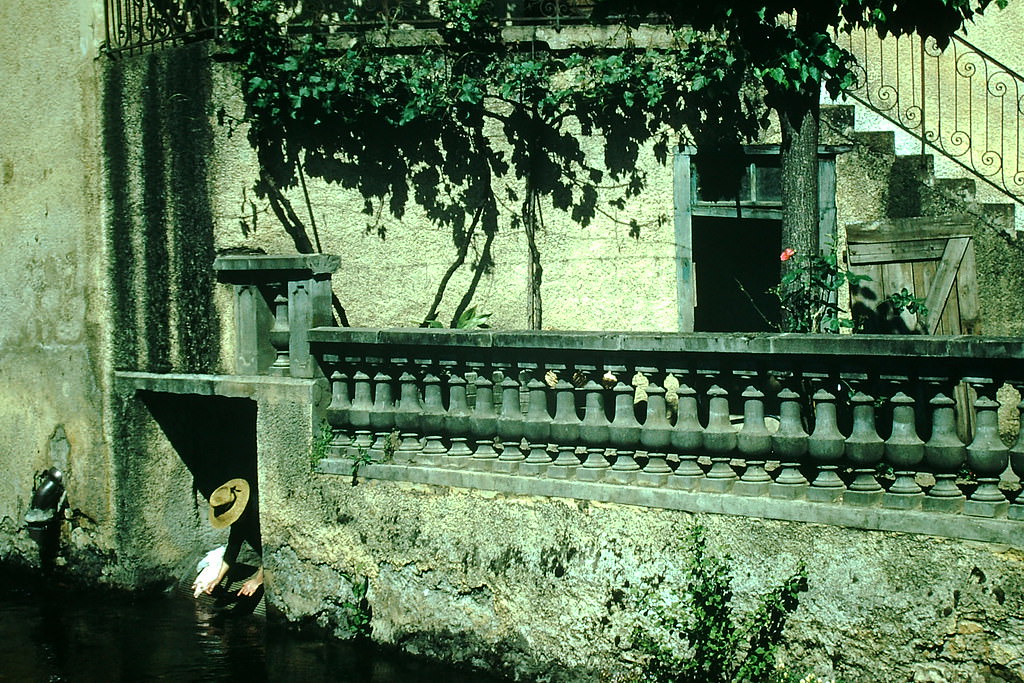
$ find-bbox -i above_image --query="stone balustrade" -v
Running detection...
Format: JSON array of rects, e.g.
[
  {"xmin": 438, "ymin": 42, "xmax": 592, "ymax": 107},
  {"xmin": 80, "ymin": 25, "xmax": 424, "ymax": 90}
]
[
  {"xmin": 308, "ymin": 328, "xmax": 1024, "ymax": 533},
  {"xmin": 213, "ymin": 254, "xmax": 339, "ymax": 378}
]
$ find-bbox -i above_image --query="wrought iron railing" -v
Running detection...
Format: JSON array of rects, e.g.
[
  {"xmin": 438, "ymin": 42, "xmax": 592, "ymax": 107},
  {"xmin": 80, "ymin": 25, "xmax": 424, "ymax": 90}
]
[
  {"xmin": 839, "ymin": 28, "xmax": 1024, "ymax": 205},
  {"xmin": 104, "ymin": 0, "xmax": 227, "ymax": 55}
]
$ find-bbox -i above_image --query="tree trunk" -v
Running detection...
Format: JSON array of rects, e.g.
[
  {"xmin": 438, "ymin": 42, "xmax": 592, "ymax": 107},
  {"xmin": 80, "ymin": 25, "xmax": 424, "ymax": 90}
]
[{"xmin": 778, "ymin": 91, "xmax": 820, "ymax": 261}]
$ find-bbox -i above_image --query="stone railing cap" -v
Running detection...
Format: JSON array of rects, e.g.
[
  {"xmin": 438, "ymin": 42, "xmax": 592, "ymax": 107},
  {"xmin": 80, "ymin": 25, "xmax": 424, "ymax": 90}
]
[
  {"xmin": 307, "ymin": 328, "xmax": 1024, "ymax": 362},
  {"xmin": 214, "ymin": 253, "xmax": 340, "ymax": 277}
]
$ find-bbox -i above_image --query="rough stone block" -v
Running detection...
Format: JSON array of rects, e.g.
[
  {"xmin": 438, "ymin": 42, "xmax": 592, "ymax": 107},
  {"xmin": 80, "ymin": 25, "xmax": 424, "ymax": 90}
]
[
  {"xmin": 604, "ymin": 469, "xmax": 639, "ymax": 485},
  {"xmin": 701, "ymin": 478, "xmax": 736, "ymax": 494},
  {"xmin": 546, "ymin": 465, "xmax": 576, "ymax": 480},
  {"xmin": 636, "ymin": 472, "xmax": 669, "ymax": 488},
  {"xmin": 666, "ymin": 475, "xmax": 702, "ymax": 491},
  {"xmin": 491, "ymin": 460, "xmax": 522, "ymax": 475},
  {"xmin": 1008, "ymin": 504, "xmax": 1024, "ymax": 521},
  {"xmin": 575, "ymin": 468, "xmax": 607, "ymax": 483},
  {"xmin": 518, "ymin": 462, "xmax": 549, "ymax": 476},
  {"xmin": 465, "ymin": 458, "xmax": 496, "ymax": 473},
  {"xmin": 731, "ymin": 480, "xmax": 769, "ymax": 497}
]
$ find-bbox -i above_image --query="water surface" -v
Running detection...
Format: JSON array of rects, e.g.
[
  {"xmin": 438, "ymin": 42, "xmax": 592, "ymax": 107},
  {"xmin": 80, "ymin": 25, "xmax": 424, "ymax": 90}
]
[{"xmin": 0, "ymin": 568, "xmax": 507, "ymax": 682}]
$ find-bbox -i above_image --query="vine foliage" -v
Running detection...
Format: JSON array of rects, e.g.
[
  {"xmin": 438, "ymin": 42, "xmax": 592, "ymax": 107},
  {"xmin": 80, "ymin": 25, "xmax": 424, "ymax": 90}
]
[{"xmin": 220, "ymin": 0, "xmax": 765, "ymax": 326}]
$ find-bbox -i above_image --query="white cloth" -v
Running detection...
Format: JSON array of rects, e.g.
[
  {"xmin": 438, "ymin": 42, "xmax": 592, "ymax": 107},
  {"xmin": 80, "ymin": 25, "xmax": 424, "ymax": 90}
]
[{"xmin": 192, "ymin": 546, "xmax": 226, "ymax": 597}]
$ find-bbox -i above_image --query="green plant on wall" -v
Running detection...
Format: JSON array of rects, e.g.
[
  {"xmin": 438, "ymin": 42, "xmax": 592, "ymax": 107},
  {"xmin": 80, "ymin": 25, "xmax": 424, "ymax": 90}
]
[
  {"xmin": 770, "ymin": 246, "xmax": 871, "ymax": 333},
  {"xmin": 627, "ymin": 526, "xmax": 807, "ymax": 683},
  {"xmin": 338, "ymin": 572, "xmax": 372, "ymax": 638},
  {"xmin": 310, "ymin": 419, "xmax": 333, "ymax": 468}
]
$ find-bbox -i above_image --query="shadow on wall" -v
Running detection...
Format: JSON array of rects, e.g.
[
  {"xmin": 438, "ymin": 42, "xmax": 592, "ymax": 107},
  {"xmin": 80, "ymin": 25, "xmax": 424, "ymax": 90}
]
[
  {"xmin": 140, "ymin": 392, "xmax": 258, "ymax": 503},
  {"xmin": 103, "ymin": 43, "xmax": 220, "ymax": 374}
]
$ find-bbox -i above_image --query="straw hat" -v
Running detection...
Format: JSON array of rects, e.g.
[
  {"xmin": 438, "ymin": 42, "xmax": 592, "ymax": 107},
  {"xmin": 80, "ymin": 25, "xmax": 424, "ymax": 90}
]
[{"xmin": 208, "ymin": 479, "xmax": 250, "ymax": 529}]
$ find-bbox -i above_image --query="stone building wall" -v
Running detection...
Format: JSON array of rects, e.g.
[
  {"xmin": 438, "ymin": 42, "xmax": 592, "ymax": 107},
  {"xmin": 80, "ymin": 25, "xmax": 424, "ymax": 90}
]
[
  {"xmin": 0, "ymin": 0, "xmax": 116, "ymax": 569},
  {"xmin": 109, "ymin": 374, "xmax": 1024, "ymax": 683}
]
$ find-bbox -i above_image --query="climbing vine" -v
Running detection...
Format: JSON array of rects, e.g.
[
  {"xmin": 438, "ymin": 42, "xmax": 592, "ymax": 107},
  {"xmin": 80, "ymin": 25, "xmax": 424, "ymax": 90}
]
[{"xmin": 220, "ymin": 0, "xmax": 765, "ymax": 327}]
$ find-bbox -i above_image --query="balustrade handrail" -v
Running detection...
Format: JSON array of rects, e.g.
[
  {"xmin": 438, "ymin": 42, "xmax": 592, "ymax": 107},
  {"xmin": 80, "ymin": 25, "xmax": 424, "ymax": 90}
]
[
  {"xmin": 306, "ymin": 326, "xmax": 1024, "ymax": 534},
  {"xmin": 838, "ymin": 27, "xmax": 1024, "ymax": 206},
  {"xmin": 309, "ymin": 326, "xmax": 1024, "ymax": 360}
]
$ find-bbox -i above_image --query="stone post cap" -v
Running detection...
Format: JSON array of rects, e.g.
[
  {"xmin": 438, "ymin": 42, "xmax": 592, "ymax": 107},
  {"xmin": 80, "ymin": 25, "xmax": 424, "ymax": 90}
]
[{"xmin": 213, "ymin": 253, "xmax": 341, "ymax": 278}]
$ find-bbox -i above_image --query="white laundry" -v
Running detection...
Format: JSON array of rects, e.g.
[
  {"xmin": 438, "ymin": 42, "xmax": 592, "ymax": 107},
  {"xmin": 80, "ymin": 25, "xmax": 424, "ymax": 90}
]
[{"xmin": 192, "ymin": 546, "xmax": 226, "ymax": 597}]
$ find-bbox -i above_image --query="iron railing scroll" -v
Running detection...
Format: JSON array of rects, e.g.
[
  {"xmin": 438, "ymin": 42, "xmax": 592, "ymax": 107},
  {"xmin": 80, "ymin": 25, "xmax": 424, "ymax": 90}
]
[
  {"xmin": 104, "ymin": 0, "xmax": 227, "ymax": 54},
  {"xmin": 839, "ymin": 28, "xmax": 1024, "ymax": 205}
]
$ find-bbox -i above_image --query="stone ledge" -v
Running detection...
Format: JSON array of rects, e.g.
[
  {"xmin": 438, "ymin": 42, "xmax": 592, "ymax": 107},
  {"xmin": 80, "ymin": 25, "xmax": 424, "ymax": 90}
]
[
  {"xmin": 114, "ymin": 371, "xmax": 325, "ymax": 402},
  {"xmin": 317, "ymin": 458, "xmax": 1024, "ymax": 549}
]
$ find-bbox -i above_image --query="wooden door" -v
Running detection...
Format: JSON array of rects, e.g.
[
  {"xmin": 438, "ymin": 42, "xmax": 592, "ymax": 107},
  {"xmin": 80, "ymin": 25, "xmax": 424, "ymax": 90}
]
[
  {"xmin": 847, "ymin": 217, "xmax": 980, "ymax": 439},
  {"xmin": 847, "ymin": 217, "xmax": 979, "ymax": 335}
]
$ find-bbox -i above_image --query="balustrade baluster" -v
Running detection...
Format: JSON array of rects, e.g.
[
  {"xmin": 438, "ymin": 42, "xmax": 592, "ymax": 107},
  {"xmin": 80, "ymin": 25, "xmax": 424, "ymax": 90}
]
[
  {"xmin": 443, "ymin": 367, "xmax": 473, "ymax": 462},
  {"xmin": 520, "ymin": 367, "xmax": 552, "ymax": 474},
  {"xmin": 548, "ymin": 370, "xmax": 582, "ymax": 477},
  {"xmin": 670, "ymin": 378, "xmax": 705, "ymax": 490},
  {"xmin": 419, "ymin": 370, "xmax": 447, "ymax": 465},
  {"xmin": 769, "ymin": 384, "xmax": 810, "ymax": 499},
  {"xmin": 495, "ymin": 371, "xmax": 525, "ymax": 473},
  {"xmin": 268, "ymin": 294, "xmax": 290, "ymax": 376},
  {"xmin": 578, "ymin": 376, "xmax": 611, "ymax": 481},
  {"xmin": 369, "ymin": 361, "xmax": 396, "ymax": 461},
  {"xmin": 844, "ymin": 390, "xmax": 885, "ymax": 506},
  {"xmin": 734, "ymin": 377, "xmax": 772, "ymax": 497},
  {"xmin": 702, "ymin": 382, "xmax": 738, "ymax": 492},
  {"xmin": 348, "ymin": 367, "xmax": 374, "ymax": 454},
  {"xmin": 1009, "ymin": 385, "xmax": 1024, "ymax": 521},
  {"xmin": 807, "ymin": 387, "xmax": 847, "ymax": 502},
  {"xmin": 607, "ymin": 379, "xmax": 641, "ymax": 485},
  {"xmin": 964, "ymin": 382, "xmax": 1010, "ymax": 517},
  {"xmin": 923, "ymin": 390, "xmax": 967, "ymax": 512},
  {"xmin": 326, "ymin": 370, "xmax": 352, "ymax": 458},
  {"xmin": 469, "ymin": 374, "xmax": 499, "ymax": 470},
  {"xmin": 639, "ymin": 381, "xmax": 672, "ymax": 487},
  {"xmin": 393, "ymin": 363, "xmax": 423, "ymax": 463},
  {"xmin": 883, "ymin": 392, "xmax": 925, "ymax": 509}
]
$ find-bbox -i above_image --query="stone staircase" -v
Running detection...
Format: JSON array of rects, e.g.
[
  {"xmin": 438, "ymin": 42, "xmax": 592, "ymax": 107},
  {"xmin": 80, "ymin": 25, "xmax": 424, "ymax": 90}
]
[{"xmin": 822, "ymin": 103, "xmax": 1017, "ymax": 238}]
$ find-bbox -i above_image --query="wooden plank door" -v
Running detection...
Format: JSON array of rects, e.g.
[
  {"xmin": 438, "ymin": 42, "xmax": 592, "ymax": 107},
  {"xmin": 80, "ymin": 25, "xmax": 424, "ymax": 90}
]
[
  {"xmin": 847, "ymin": 217, "xmax": 980, "ymax": 439},
  {"xmin": 847, "ymin": 217, "xmax": 979, "ymax": 335}
]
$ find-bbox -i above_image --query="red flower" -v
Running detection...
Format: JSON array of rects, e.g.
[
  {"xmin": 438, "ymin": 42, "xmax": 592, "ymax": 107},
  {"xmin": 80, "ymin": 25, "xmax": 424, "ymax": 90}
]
[{"xmin": 780, "ymin": 248, "xmax": 796, "ymax": 262}]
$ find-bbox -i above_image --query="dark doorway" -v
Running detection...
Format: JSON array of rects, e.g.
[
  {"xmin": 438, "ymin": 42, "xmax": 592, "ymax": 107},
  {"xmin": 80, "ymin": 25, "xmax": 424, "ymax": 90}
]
[
  {"xmin": 692, "ymin": 216, "xmax": 780, "ymax": 332},
  {"xmin": 140, "ymin": 393, "xmax": 258, "ymax": 502}
]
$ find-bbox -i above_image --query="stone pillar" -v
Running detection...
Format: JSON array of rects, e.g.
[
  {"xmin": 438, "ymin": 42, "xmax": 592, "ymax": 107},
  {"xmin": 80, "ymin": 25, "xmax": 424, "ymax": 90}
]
[
  {"xmin": 639, "ymin": 382, "xmax": 672, "ymax": 487},
  {"xmin": 734, "ymin": 374, "xmax": 772, "ymax": 497},
  {"xmin": 844, "ymin": 389, "xmax": 885, "ymax": 507},
  {"xmin": 578, "ymin": 378, "xmax": 611, "ymax": 482},
  {"xmin": 669, "ymin": 377, "xmax": 704, "ymax": 490},
  {"xmin": 882, "ymin": 392, "xmax": 925, "ymax": 510},
  {"xmin": 964, "ymin": 381, "xmax": 1009, "ymax": 518},
  {"xmin": 806, "ymin": 386, "xmax": 847, "ymax": 502},
  {"xmin": 702, "ymin": 382, "xmax": 738, "ymax": 493},
  {"xmin": 769, "ymin": 382, "xmax": 809, "ymax": 499}
]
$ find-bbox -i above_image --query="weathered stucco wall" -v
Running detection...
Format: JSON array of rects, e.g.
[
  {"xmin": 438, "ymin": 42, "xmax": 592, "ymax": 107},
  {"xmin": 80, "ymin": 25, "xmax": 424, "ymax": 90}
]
[
  {"xmin": 0, "ymin": 0, "xmax": 116, "ymax": 567},
  {"xmin": 103, "ymin": 43, "xmax": 679, "ymax": 338}
]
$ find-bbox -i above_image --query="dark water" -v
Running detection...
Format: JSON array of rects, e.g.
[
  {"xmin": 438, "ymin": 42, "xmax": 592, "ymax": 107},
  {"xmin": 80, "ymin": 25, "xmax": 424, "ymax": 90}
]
[{"xmin": 0, "ymin": 569, "xmax": 507, "ymax": 683}]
